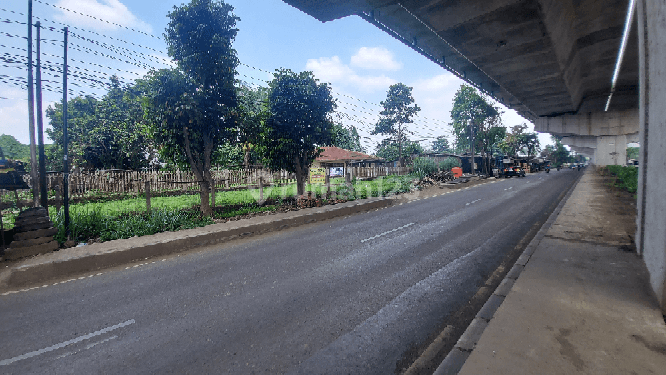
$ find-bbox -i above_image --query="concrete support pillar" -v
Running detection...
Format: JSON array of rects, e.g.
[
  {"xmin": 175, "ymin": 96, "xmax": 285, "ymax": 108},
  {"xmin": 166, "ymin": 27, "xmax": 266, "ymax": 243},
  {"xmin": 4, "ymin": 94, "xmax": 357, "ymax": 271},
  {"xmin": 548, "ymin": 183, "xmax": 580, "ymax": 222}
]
[
  {"xmin": 594, "ymin": 135, "xmax": 628, "ymax": 166},
  {"xmin": 636, "ymin": 0, "xmax": 666, "ymax": 313}
]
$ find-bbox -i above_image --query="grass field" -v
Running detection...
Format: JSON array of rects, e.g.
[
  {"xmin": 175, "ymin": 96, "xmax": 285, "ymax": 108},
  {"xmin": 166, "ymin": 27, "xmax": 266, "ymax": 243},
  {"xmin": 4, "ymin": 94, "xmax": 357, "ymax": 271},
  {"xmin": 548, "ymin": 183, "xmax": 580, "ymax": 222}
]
[{"xmin": 1, "ymin": 175, "xmax": 416, "ymax": 245}]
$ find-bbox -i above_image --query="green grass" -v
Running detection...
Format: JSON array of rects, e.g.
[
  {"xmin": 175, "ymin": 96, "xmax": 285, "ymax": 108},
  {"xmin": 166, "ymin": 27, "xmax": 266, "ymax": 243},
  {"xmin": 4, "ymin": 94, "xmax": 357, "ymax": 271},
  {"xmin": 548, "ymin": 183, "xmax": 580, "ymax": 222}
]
[
  {"xmin": 2, "ymin": 174, "xmax": 417, "ymax": 245},
  {"xmin": 606, "ymin": 165, "xmax": 638, "ymax": 193}
]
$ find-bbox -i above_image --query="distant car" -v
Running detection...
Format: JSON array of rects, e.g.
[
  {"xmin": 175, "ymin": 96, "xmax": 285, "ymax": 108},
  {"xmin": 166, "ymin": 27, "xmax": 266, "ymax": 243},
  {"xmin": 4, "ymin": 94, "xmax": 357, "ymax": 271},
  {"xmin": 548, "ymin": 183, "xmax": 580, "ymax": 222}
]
[{"xmin": 502, "ymin": 165, "xmax": 526, "ymax": 178}]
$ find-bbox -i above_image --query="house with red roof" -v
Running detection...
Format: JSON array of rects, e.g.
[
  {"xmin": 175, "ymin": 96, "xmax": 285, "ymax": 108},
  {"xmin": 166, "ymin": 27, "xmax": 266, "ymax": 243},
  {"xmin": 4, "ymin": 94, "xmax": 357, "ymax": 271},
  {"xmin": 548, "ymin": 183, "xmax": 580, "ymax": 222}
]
[{"xmin": 313, "ymin": 146, "xmax": 384, "ymax": 177}]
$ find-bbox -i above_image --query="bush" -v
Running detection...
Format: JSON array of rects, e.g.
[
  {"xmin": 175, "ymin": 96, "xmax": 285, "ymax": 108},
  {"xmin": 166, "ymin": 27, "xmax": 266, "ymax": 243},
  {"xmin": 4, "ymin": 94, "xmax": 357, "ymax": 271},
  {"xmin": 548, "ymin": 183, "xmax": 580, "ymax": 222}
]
[
  {"xmin": 51, "ymin": 207, "xmax": 213, "ymax": 244},
  {"xmin": 607, "ymin": 165, "xmax": 638, "ymax": 193},
  {"xmin": 412, "ymin": 157, "xmax": 438, "ymax": 178},
  {"xmin": 439, "ymin": 157, "xmax": 461, "ymax": 171}
]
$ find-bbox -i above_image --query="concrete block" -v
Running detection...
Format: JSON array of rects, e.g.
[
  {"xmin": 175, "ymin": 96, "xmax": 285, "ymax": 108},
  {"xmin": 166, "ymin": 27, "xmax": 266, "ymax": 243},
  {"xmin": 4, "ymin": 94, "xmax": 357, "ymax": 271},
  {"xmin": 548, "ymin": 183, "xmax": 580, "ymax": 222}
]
[
  {"xmin": 476, "ymin": 294, "xmax": 505, "ymax": 321},
  {"xmin": 4, "ymin": 240, "xmax": 59, "ymax": 260},
  {"xmin": 494, "ymin": 278, "xmax": 516, "ymax": 297},
  {"xmin": 515, "ymin": 253, "xmax": 531, "ymax": 266},
  {"xmin": 433, "ymin": 349, "xmax": 471, "ymax": 375},
  {"xmin": 8, "ymin": 235, "xmax": 54, "ymax": 248},
  {"xmin": 506, "ymin": 264, "xmax": 525, "ymax": 280},
  {"xmin": 455, "ymin": 318, "xmax": 489, "ymax": 351}
]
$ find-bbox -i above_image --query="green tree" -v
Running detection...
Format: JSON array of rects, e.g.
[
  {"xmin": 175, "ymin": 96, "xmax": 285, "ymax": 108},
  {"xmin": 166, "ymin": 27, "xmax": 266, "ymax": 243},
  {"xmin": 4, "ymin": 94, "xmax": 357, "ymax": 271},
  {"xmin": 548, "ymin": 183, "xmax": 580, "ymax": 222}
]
[
  {"xmin": 45, "ymin": 95, "xmax": 98, "ymax": 171},
  {"xmin": 451, "ymin": 85, "xmax": 500, "ymax": 155},
  {"xmin": 544, "ymin": 135, "xmax": 571, "ymax": 167},
  {"xmin": 500, "ymin": 124, "xmax": 541, "ymax": 157},
  {"xmin": 45, "ymin": 77, "xmax": 154, "ymax": 171},
  {"xmin": 144, "ymin": 0, "xmax": 240, "ymax": 215},
  {"xmin": 236, "ymin": 83, "xmax": 269, "ymax": 167},
  {"xmin": 627, "ymin": 147, "xmax": 639, "ymax": 161},
  {"xmin": 431, "ymin": 136, "xmax": 452, "ymax": 153},
  {"xmin": 0, "ymin": 134, "xmax": 30, "ymax": 161},
  {"xmin": 374, "ymin": 139, "xmax": 424, "ymax": 162},
  {"xmin": 450, "ymin": 84, "xmax": 502, "ymax": 173},
  {"xmin": 372, "ymin": 83, "xmax": 420, "ymax": 166},
  {"xmin": 261, "ymin": 69, "xmax": 336, "ymax": 196},
  {"xmin": 331, "ymin": 123, "xmax": 364, "ymax": 152}
]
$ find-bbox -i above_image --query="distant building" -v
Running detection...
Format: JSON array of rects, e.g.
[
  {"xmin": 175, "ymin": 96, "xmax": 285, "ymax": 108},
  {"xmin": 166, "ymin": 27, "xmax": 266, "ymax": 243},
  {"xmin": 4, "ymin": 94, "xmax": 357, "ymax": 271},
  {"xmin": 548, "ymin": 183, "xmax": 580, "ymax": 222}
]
[{"xmin": 312, "ymin": 146, "xmax": 384, "ymax": 176}]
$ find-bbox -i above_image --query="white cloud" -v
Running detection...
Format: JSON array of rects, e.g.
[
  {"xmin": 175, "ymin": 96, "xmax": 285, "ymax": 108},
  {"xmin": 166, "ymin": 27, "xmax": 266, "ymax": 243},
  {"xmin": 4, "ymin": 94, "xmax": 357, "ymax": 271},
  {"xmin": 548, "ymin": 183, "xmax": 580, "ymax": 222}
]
[
  {"xmin": 409, "ymin": 73, "xmax": 460, "ymax": 142},
  {"xmin": 54, "ymin": 0, "xmax": 152, "ymax": 33},
  {"xmin": 305, "ymin": 56, "xmax": 396, "ymax": 93},
  {"xmin": 351, "ymin": 47, "xmax": 402, "ymax": 71}
]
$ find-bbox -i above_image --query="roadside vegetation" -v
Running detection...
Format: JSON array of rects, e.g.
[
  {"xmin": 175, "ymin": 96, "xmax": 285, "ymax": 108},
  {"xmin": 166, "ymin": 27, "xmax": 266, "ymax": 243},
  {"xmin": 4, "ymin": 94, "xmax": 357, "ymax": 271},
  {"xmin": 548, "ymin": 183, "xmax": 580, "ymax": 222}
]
[
  {"xmin": 605, "ymin": 165, "xmax": 638, "ymax": 194},
  {"xmin": 2, "ymin": 175, "xmax": 416, "ymax": 245}
]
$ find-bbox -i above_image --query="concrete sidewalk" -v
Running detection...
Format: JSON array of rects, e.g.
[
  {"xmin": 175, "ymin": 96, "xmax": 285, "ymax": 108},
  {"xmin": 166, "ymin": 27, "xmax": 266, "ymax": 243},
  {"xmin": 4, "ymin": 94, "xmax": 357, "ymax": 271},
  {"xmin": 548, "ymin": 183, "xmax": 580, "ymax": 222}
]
[{"xmin": 438, "ymin": 168, "xmax": 666, "ymax": 374}]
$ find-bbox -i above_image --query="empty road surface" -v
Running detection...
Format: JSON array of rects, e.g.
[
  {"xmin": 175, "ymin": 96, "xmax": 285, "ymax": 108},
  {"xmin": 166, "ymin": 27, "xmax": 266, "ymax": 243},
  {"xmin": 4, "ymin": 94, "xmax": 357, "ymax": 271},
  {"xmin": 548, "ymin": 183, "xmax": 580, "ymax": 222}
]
[{"xmin": 0, "ymin": 170, "xmax": 580, "ymax": 374}]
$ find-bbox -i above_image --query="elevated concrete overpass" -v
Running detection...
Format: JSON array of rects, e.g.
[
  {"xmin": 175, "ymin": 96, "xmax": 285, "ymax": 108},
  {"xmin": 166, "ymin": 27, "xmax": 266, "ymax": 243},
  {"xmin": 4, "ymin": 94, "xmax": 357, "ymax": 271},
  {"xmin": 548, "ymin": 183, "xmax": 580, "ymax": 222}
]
[{"xmin": 282, "ymin": 0, "xmax": 666, "ymax": 312}]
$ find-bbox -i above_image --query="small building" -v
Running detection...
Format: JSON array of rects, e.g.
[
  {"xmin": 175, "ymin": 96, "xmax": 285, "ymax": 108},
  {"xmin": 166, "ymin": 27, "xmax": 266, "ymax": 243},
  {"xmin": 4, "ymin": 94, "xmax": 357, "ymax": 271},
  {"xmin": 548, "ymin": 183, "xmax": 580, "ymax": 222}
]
[{"xmin": 312, "ymin": 146, "xmax": 383, "ymax": 177}]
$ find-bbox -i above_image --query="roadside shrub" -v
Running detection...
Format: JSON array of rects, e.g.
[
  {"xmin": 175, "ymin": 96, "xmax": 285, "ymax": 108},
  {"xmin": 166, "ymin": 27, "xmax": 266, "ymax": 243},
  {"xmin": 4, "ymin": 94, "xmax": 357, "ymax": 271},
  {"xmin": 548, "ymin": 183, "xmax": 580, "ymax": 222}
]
[
  {"xmin": 439, "ymin": 157, "xmax": 461, "ymax": 171},
  {"xmin": 51, "ymin": 208, "xmax": 213, "ymax": 245},
  {"xmin": 607, "ymin": 165, "xmax": 638, "ymax": 193},
  {"xmin": 412, "ymin": 157, "xmax": 438, "ymax": 178}
]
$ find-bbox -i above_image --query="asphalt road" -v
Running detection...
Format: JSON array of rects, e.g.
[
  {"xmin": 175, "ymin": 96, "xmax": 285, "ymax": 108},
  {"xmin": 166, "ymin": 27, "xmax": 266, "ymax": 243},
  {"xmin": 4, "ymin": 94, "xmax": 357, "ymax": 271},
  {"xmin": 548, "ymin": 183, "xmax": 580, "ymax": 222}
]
[{"xmin": 0, "ymin": 169, "xmax": 580, "ymax": 374}]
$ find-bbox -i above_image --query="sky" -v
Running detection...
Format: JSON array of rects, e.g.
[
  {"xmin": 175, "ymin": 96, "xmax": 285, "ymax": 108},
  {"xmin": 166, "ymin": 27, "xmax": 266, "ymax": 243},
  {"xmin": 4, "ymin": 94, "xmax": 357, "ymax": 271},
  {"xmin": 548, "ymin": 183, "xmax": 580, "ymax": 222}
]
[{"xmin": 0, "ymin": 0, "xmax": 553, "ymax": 154}]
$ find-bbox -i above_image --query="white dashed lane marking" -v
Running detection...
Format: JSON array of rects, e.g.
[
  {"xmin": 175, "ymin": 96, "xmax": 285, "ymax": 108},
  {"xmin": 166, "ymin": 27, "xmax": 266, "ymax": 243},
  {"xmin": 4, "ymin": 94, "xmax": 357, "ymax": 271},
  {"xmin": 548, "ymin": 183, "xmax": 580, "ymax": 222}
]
[{"xmin": 361, "ymin": 222, "xmax": 415, "ymax": 243}]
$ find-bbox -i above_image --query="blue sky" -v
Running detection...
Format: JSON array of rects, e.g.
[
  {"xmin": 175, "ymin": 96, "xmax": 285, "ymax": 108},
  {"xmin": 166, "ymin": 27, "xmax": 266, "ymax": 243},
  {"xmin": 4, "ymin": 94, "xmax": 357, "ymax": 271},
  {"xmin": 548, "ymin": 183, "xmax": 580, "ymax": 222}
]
[{"xmin": 0, "ymin": 0, "xmax": 550, "ymax": 153}]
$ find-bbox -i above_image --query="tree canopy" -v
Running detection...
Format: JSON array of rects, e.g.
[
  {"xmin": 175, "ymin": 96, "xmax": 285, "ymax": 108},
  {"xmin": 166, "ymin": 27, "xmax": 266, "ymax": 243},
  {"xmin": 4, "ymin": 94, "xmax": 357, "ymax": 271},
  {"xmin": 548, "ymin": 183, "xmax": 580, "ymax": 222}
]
[
  {"xmin": 0, "ymin": 134, "xmax": 30, "ymax": 161},
  {"xmin": 331, "ymin": 123, "xmax": 364, "ymax": 152},
  {"xmin": 431, "ymin": 136, "xmax": 452, "ymax": 154},
  {"xmin": 372, "ymin": 83, "xmax": 420, "ymax": 165},
  {"xmin": 450, "ymin": 84, "xmax": 501, "ymax": 155},
  {"xmin": 374, "ymin": 139, "xmax": 423, "ymax": 162},
  {"xmin": 143, "ymin": 0, "xmax": 240, "ymax": 215},
  {"xmin": 261, "ymin": 68, "xmax": 336, "ymax": 196},
  {"xmin": 500, "ymin": 124, "xmax": 541, "ymax": 157}
]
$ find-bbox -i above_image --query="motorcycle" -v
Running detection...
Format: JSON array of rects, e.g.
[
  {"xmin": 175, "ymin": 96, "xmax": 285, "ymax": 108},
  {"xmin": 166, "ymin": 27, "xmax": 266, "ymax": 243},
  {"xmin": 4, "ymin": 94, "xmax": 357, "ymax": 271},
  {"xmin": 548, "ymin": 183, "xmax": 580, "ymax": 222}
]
[{"xmin": 545, "ymin": 165, "xmax": 550, "ymax": 173}]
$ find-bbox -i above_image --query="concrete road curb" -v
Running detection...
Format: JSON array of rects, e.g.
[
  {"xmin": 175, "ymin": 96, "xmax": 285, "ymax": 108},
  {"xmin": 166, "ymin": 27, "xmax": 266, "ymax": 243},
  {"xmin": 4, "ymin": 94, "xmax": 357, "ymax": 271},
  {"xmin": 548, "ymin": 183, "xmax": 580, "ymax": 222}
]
[
  {"xmin": 433, "ymin": 171, "xmax": 584, "ymax": 375},
  {"xmin": 0, "ymin": 197, "xmax": 394, "ymax": 292}
]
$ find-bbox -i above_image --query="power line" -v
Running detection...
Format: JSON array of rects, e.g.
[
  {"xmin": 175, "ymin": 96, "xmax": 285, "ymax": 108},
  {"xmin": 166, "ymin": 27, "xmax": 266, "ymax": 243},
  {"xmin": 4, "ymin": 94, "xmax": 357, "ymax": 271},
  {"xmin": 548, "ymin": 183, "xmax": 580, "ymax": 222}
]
[{"xmin": 34, "ymin": 0, "xmax": 162, "ymax": 40}]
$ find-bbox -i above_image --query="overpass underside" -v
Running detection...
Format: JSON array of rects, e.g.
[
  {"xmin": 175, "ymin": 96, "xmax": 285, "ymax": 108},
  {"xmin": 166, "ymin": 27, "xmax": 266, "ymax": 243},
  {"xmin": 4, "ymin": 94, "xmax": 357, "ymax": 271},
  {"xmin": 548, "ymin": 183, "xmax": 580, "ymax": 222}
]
[{"xmin": 282, "ymin": 0, "xmax": 666, "ymax": 312}]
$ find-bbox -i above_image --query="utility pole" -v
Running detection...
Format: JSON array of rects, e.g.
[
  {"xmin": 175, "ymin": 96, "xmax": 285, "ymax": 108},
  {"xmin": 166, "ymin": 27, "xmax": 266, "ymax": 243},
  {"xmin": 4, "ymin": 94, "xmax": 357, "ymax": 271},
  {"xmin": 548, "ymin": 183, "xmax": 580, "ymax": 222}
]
[
  {"xmin": 35, "ymin": 21, "xmax": 48, "ymax": 209},
  {"xmin": 27, "ymin": 0, "xmax": 38, "ymax": 207},
  {"xmin": 62, "ymin": 27, "xmax": 70, "ymax": 237},
  {"xmin": 468, "ymin": 120, "xmax": 475, "ymax": 175}
]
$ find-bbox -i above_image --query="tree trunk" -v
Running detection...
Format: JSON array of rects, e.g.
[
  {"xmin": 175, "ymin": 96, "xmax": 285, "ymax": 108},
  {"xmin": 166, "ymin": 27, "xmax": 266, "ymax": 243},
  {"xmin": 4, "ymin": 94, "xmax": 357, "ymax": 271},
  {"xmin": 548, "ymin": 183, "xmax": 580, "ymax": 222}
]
[
  {"xmin": 294, "ymin": 155, "xmax": 307, "ymax": 196},
  {"xmin": 182, "ymin": 126, "xmax": 212, "ymax": 216},
  {"xmin": 244, "ymin": 149, "xmax": 250, "ymax": 169},
  {"xmin": 199, "ymin": 179, "xmax": 211, "ymax": 216}
]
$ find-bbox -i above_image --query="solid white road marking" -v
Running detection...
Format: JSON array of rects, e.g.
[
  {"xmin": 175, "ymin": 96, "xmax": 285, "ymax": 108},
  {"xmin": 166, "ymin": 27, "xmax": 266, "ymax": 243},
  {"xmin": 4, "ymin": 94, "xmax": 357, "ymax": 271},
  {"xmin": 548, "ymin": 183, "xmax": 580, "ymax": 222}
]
[
  {"xmin": 361, "ymin": 223, "xmax": 415, "ymax": 243},
  {"xmin": 0, "ymin": 320, "xmax": 135, "ymax": 366}
]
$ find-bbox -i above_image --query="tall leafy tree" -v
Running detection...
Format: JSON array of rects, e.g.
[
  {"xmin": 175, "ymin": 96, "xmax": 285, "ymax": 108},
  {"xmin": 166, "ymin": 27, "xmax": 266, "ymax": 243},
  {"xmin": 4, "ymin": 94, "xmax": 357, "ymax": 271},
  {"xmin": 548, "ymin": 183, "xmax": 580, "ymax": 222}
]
[
  {"xmin": 431, "ymin": 136, "xmax": 452, "ymax": 153},
  {"xmin": 45, "ymin": 76, "xmax": 154, "ymax": 171},
  {"xmin": 331, "ymin": 123, "xmax": 364, "ymax": 152},
  {"xmin": 374, "ymin": 138, "xmax": 423, "ymax": 162},
  {"xmin": 500, "ymin": 124, "xmax": 541, "ymax": 157},
  {"xmin": 0, "ymin": 134, "xmax": 30, "ymax": 161},
  {"xmin": 144, "ymin": 0, "xmax": 240, "ymax": 215},
  {"xmin": 45, "ymin": 95, "xmax": 97, "ymax": 171},
  {"xmin": 372, "ymin": 83, "xmax": 420, "ymax": 166},
  {"xmin": 261, "ymin": 69, "xmax": 336, "ymax": 196},
  {"xmin": 236, "ymin": 83, "xmax": 269, "ymax": 167},
  {"xmin": 450, "ymin": 84, "xmax": 502, "ymax": 173}
]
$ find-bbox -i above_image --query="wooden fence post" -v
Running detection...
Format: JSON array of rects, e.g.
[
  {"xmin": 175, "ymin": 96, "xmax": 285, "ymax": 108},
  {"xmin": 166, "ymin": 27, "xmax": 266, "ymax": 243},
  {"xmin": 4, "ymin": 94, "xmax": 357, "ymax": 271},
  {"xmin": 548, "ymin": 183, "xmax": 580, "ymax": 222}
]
[
  {"xmin": 259, "ymin": 177, "xmax": 264, "ymax": 203},
  {"xmin": 145, "ymin": 181, "xmax": 151, "ymax": 214},
  {"xmin": 211, "ymin": 179, "xmax": 216, "ymax": 208},
  {"xmin": 55, "ymin": 182, "xmax": 62, "ymax": 211}
]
